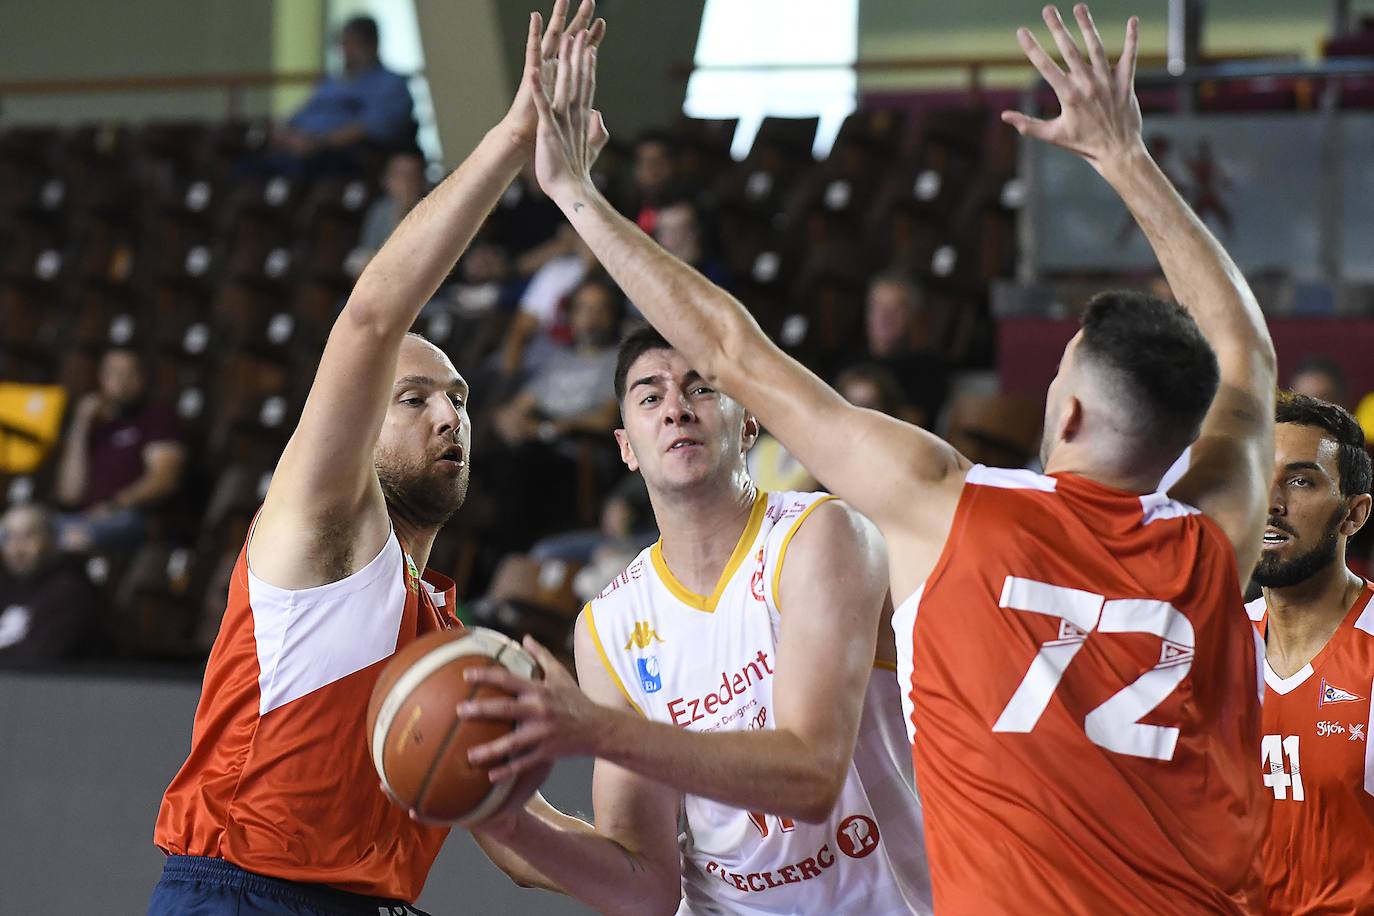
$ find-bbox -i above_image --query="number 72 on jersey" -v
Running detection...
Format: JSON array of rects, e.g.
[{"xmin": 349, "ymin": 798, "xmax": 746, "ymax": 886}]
[{"xmin": 991, "ymin": 576, "xmax": 1196, "ymax": 761}]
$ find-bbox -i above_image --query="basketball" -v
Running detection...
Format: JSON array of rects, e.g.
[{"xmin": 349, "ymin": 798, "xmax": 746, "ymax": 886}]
[{"xmin": 366, "ymin": 627, "xmax": 541, "ymax": 826}]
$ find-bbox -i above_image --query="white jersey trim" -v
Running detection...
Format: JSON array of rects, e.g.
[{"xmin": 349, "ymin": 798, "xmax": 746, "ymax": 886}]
[
  {"xmin": 965, "ymin": 464, "xmax": 1057, "ymax": 491},
  {"xmin": 248, "ymin": 530, "xmax": 407, "ymax": 715},
  {"xmin": 1356, "ymin": 600, "xmax": 1374, "ymax": 637},
  {"xmin": 1264, "ymin": 660, "xmax": 1315, "ymax": 696},
  {"xmin": 892, "ymin": 583, "xmax": 924, "ymax": 744},
  {"xmin": 1245, "ymin": 597, "xmax": 1267, "ymax": 622},
  {"xmin": 1140, "ymin": 490, "xmax": 1202, "ymax": 526}
]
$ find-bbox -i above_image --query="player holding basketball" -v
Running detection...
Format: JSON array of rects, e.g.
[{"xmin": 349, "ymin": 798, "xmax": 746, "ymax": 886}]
[
  {"xmin": 1247, "ymin": 392, "xmax": 1373, "ymax": 912},
  {"xmin": 464, "ymin": 325, "xmax": 931, "ymax": 914},
  {"xmin": 148, "ymin": 4, "xmax": 604, "ymax": 914},
  {"xmin": 504, "ymin": 4, "xmax": 1275, "ymax": 911}
]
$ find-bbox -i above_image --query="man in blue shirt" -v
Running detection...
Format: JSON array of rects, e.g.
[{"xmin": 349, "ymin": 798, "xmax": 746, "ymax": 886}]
[{"xmin": 277, "ymin": 16, "xmax": 415, "ymax": 161}]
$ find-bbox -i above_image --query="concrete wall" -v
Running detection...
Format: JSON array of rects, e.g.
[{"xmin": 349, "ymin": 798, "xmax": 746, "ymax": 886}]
[
  {"xmin": 0, "ymin": 668, "xmax": 595, "ymax": 914},
  {"xmin": 0, "ymin": 0, "xmax": 277, "ymax": 124}
]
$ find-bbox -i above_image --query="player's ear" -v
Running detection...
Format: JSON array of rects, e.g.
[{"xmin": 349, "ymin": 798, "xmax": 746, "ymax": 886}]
[
  {"xmin": 740, "ymin": 413, "xmax": 760, "ymax": 454},
  {"xmin": 1059, "ymin": 395, "xmax": 1084, "ymax": 443},
  {"xmin": 1341, "ymin": 492, "xmax": 1372, "ymax": 538},
  {"xmin": 614, "ymin": 427, "xmax": 639, "ymax": 472}
]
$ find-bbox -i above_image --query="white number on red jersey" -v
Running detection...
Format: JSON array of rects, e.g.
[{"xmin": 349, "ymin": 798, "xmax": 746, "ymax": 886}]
[
  {"xmin": 1261, "ymin": 734, "xmax": 1305, "ymax": 801},
  {"xmin": 992, "ymin": 576, "xmax": 1196, "ymax": 761}
]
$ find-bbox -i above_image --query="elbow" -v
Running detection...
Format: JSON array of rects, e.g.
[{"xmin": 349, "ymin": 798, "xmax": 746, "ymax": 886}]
[
  {"xmin": 790, "ymin": 762, "xmax": 848, "ymax": 825},
  {"xmin": 703, "ymin": 312, "xmax": 757, "ymax": 391}
]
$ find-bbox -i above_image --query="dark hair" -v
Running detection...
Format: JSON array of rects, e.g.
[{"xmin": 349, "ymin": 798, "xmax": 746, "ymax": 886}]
[
  {"xmin": 342, "ymin": 15, "xmax": 379, "ymax": 48},
  {"xmin": 569, "ymin": 273, "xmax": 626, "ymax": 327},
  {"xmin": 614, "ymin": 325, "xmax": 673, "ymax": 403},
  {"xmin": 1077, "ymin": 290, "xmax": 1220, "ymax": 454},
  {"xmin": 835, "ymin": 363, "xmax": 906, "ymax": 416},
  {"xmin": 636, "ymin": 129, "xmax": 675, "ymax": 151},
  {"xmin": 1290, "ymin": 356, "xmax": 1347, "ymax": 400},
  {"xmin": 1276, "ymin": 390, "xmax": 1373, "ymax": 497}
]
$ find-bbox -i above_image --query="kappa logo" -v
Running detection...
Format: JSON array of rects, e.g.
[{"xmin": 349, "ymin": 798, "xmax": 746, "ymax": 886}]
[
  {"xmin": 1352, "ymin": 723, "xmax": 1367, "ymax": 742},
  {"xmin": 1319, "ymin": 678, "xmax": 1364, "ymax": 707},
  {"xmin": 624, "ymin": 621, "xmax": 664, "ymax": 651}
]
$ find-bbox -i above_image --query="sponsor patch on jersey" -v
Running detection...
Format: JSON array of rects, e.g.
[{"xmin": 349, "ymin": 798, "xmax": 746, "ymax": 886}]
[
  {"xmin": 1352, "ymin": 723, "xmax": 1367, "ymax": 742},
  {"xmin": 1318, "ymin": 678, "xmax": 1364, "ymax": 707},
  {"xmin": 624, "ymin": 621, "xmax": 663, "ymax": 650},
  {"xmin": 637, "ymin": 655, "xmax": 663, "ymax": 694}
]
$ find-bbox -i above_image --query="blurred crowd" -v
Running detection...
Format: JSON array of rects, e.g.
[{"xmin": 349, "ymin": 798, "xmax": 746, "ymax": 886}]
[{"xmin": 2, "ymin": 16, "xmax": 1373, "ymax": 666}]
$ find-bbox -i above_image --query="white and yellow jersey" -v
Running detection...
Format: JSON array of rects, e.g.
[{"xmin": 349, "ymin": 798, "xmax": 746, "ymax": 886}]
[{"xmin": 584, "ymin": 489, "xmax": 931, "ymax": 915}]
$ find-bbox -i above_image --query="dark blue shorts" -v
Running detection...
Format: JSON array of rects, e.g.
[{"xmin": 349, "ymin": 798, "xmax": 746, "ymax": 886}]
[{"xmin": 148, "ymin": 855, "xmax": 432, "ymax": 916}]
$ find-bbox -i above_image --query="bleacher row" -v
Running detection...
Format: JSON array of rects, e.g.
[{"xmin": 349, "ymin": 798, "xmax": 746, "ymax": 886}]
[{"xmin": 0, "ymin": 99, "xmax": 1101, "ymax": 661}]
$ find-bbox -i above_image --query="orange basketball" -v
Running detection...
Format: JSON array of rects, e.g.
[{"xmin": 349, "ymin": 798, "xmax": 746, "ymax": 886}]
[{"xmin": 366, "ymin": 627, "xmax": 541, "ymax": 826}]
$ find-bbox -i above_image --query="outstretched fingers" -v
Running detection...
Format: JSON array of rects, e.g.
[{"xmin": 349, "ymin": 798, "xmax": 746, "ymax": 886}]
[
  {"xmin": 1073, "ymin": 4, "xmax": 1110, "ymax": 76},
  {"xmin": 1117, "ymin": 15, "xmax": 1140, "ymax": 98},
  {"xmin": 565, "ymin": 0, "xmax": 597, "ymax": 44},
  {"xmin": 524, "ymin": 12, "xmax": 543, "ymax": 76},
  {"xmin": 539, "ymin": 0, "xmax": 571, "ymax": 58},
  {"xmin": 1017, "ymin": 27, "xmax": 1070, "ymax": 97},
  {"xmin": 1041, "ymin": 5, "xmax": 1086, "ymax": 75}
]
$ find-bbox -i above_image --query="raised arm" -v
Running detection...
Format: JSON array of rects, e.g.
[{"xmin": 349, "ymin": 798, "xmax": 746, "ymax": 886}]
[
  {"xmin": 472, "ymin": 611, "xmax": 682, "ymax": 916},
  {"xmin": 462, "ymin": 500, "xmax": 890, "ymax": 822},
  {"xmin": 1003, "ymin": 4, "xmax": 1276, "ymax": 575},
  {"xmin": 525, "ymin": 33, "xmax": 968, "ymax": 550},
  {"xmin": 251, "ymin": 2, "xmax": 604, "ymax": 588}
]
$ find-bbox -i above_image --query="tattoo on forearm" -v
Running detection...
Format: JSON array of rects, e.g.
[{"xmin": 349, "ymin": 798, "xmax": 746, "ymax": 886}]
[{"xmin": 573, "ymin": 201, "xmax": 585, "ymax": 213}]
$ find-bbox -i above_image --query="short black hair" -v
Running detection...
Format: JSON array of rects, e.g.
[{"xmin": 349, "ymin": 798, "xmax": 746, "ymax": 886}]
[
  {"xmin": 342, "ymin": 16, "xmax": 379, "ymax": 48},
  {"xmin": 614, "ymin": 325, "xmax": 673, "ymax": 403},
  {"xmin": 1290, "ymin": 355, "xmax": 1347, "ymax": 400},
  {"xmin": 1077, "ymin": 290, "xmax": 1220, "ymax": 454},
  {"xmin": 1276, "ymin": 390, "xmax": 1372, "ymax": 498},
  {"xmin": 569, "ymin": 272, "xmax": 627, "ymax": 328}
]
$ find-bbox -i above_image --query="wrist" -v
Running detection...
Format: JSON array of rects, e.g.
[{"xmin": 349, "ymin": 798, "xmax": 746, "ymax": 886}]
[
  {"xmin": 488, "ymin": 119, "xmax": 533, "ymax": 163},
  {"xmin": 551, "ymin": 178, "xmax": 601, "ymax": 217},
  {"xmin": 1094, "ymin": 139, "xmax": 1152, "ymax": 186}
]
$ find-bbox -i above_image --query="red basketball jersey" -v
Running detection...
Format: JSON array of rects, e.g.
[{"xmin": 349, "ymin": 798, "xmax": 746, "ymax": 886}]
[
  {"xmin": 1250, "ymin": 581, "xmax": 1374, "ymax": 915},
  {"xmin": 893, "ymin": 466, "xmax": 1265, "ymax": 914},
  {"xmin": 154, "ymin": 526, "xmax": 459, "ymax": 901}
]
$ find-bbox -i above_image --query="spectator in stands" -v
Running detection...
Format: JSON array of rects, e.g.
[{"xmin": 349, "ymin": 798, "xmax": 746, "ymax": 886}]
[
  {"xmin": 623, "ymin": 130, "xmax": 680, "ymax": 234},
  {"xmin": 836, "ymin": 363, "xmax": 909, "ymax": 417},
  {"xmin": 530, "ymin": 473, "xmax": 655, "ymax": 564},
  {"xmin": 497, "ymin": 233, "xmax": 600, "ymax": 378},
  {"xmin": 1289, "ymin": 356, "xmax": 1350, "ymax": 409},
  {"xmin": 842, "ymin": 271, "xmax": 950, "ymax": 428},
  {"xmin": 52, "ymin": 348, "xmax": 186, "ymax": 552},
  {"xmin": 485, "ymin": 164, "xmax": 579, "ymax": 279},
  {"xmin": 748, "ymin": 363, "xmax": 910, "ymax": 493},
  {"xmin": 0, "ymin": 503, "xmax": 102, "ymax": 664},
  {"xmin": 484, "ymin": 276, "xmax": 625, "ymax": 547},
  {"xmin": 346, "ymin": 151, "xmax": 427, "ymax": 276},
  {"xmin": 493, "ymin": 275, "xmax": 624, "ymax": 448},
  {"xmin": 274, "ymin": 16, "xmax": 415, "ymax": 166},
  {"xmin": 654, "ymin": 198, "xmax": 729, "ymax": 289}
]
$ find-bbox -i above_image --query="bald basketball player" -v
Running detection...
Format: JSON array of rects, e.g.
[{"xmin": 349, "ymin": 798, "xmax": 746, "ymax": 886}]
[
  {"xmin": 495, "ymin": 5, "xmax": 1276, "ymax": 912},
  {"xmin": 148, "ymin": 4, "xmax": 605, "ymax": 915}
]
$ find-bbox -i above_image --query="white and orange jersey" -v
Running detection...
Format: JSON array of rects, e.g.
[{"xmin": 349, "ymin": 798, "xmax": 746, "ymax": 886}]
[
  {"xmin": 154, "ymin": 523, "xmax": 459, "ymax": 901},
  {"xmin": 1250, "ymin": 581, "xmax": 1374, "ymax": 915},
  {"xmin": 585, "ymin": 489, "xmax": 930, "ymax": 915},
  {"xmin": 894, "ymin": 466, "xmax": 1265, "ymax": 914}
]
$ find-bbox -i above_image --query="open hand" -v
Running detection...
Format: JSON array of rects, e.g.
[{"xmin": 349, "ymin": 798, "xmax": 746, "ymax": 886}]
[
  {"xmin": 502, "ymin": 0, "xmax": 606, "ymax": 155},
  {"xmin": 1001, "ymin": 5, "xmax": 1144, "ymax": 172},
  {"xmin": 530, "ymin": 28, "xmax": 609, "ymax": 207},
  {"xmin": 459, "ymin": 635, "xmax": 611, "ymax": 783}
]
